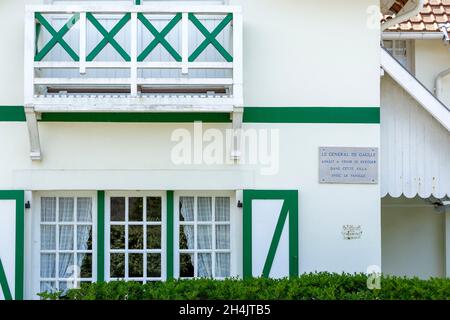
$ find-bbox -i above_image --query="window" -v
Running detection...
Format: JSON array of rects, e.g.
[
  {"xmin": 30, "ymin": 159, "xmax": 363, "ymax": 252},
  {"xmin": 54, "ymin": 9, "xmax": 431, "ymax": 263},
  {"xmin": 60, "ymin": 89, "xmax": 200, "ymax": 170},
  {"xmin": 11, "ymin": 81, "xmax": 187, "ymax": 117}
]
[
  {"xmin": 178, "ymin": 195, "xmax": 231, "ymax": 279},
  {"xmin": 108, "ymin": 195, "xmax": 164, "ymax": 282},
  {"xmin": 383, "ymin": 40, "xmax": 414, "ymax": 71},
  {"xmin": 39, "ymin": 196, "xmax": 94, "ymax": 293}
]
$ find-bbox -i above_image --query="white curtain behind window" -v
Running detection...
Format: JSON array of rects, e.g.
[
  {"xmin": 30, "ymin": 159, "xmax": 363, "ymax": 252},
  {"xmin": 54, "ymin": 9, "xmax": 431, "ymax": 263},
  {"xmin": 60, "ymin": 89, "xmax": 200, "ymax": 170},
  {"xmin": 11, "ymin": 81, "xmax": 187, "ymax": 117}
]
[
  {"xmin": 215, "ymin": 253, "xmax": 230, "ymax": 277},
  {"xmin": 198, "ymin": 253, "xmax": 212, "ymax": 277}
]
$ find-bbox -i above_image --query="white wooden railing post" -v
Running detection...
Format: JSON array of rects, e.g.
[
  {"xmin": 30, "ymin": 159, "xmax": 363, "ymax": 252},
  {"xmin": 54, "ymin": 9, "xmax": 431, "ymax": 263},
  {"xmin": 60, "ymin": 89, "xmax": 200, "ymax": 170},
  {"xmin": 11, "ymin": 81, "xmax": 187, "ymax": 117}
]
[
  {"xmin": 79, "ymin": 11, "xmax": 86, "ymax": 74},
  {"xmin": 130, "ymin": 11, "xmax": 138, "ymax": 96},
  {"xmin": 232, "ymin": 9, "xmax": 243, "ymax": 105},
  {"xmin": 24, "ymin": 8, "xmax": 35, "ymax": 105},
  {"xmin": 181, "ymin": 12, "xmax": 189, "ymax": 75}
]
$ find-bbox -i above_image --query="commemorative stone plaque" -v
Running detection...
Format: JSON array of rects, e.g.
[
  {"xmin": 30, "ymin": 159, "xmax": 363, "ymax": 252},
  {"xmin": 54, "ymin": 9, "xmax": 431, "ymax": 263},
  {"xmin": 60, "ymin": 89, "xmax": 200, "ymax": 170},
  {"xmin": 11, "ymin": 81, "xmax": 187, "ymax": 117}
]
[{"xmin": 319, "ymin": 147, "xmax": 378, "ymax": 184}]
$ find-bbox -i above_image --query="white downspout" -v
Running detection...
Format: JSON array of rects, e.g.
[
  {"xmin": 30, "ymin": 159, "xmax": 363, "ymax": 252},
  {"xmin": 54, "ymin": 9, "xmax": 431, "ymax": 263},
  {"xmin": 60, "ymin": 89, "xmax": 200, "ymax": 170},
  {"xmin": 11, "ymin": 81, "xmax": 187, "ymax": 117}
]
[
  {"xmin": 381, "ymin": 0, "xmax": 425, "ymax": 32},
  {"xmin": 435, "ymin": 68, "xmax": 450, "ymax": 101}
]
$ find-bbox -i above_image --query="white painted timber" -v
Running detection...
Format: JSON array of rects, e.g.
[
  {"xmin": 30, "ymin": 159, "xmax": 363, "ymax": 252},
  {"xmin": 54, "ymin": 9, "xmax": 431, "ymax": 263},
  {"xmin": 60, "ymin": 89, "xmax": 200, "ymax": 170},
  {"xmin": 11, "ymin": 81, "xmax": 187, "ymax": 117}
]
[
  {"xmin": 381, "ymin": 48, "xmax": 450, "ymax": 132},
  {"xmin": 381, "ymin": 75, "xmax": 450, "ymax": 199}
]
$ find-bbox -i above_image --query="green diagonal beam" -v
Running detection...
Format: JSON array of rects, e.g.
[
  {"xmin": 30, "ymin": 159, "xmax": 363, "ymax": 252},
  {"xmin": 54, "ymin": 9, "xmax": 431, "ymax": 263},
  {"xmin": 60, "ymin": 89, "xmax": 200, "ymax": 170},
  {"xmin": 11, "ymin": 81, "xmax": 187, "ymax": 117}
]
[
  {"xmin": 189, "ymin": 13, "xmax": 233, "ymax": 62},
  {"xmin": 138, "ymin": 13, "xmax": 182, "ymax": 62},
  {"xmin": 261, "ymin": 200, "xmax": 289, "ymax": 278},
  {"xmin": 86, "ymin": 13, "xmax": 131, "ymax": 62},
  {"xmin": 0, "ymin": 259, "xmax": 12, "ymax": 301},
  {"xmin": 35, "ymin": 12, "xmax": 80, "ymax": 61}
]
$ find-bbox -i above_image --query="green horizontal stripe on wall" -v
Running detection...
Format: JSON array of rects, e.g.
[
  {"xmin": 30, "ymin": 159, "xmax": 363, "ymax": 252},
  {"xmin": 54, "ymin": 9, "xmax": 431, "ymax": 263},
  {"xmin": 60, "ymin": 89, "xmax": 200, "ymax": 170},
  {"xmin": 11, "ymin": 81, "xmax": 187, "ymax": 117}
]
[
  {"xmin": 40, "ymin": 112, "xmax": 232, "ymax": 123},
  {"xmin": 0, "ymin": 106, "xmax": 26, "ymax": 122},
  {"xmin": 243, "ymin": 107, "xmax": 380, "ymax": 124},
  {"xmin": 0, "ymin": 106, "xmax": 380, "ymax": 124}
]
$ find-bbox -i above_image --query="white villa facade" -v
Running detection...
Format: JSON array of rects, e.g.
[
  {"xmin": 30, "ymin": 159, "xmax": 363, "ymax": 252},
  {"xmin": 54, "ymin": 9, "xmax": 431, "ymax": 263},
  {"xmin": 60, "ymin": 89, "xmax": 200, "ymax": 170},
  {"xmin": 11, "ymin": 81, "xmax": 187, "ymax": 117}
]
[{"xmin": 0, "ymin": 0, "xmax": 448, "ymax": 300}]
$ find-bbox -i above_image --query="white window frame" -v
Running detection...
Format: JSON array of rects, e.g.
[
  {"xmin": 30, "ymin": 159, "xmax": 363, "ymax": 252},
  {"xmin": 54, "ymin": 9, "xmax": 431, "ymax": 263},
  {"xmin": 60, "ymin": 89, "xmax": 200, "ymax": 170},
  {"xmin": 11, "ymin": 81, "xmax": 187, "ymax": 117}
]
[
  {"xmin": 174, "ymin": 191, "xmax": 237, "ymax": 280},
  {"xmin": 31, "ymin": 191, "xmax": 97, "ymax": 299},
  {"xmin": 105, "ymin": 191, "xmax": 166, "ymax": 282}
]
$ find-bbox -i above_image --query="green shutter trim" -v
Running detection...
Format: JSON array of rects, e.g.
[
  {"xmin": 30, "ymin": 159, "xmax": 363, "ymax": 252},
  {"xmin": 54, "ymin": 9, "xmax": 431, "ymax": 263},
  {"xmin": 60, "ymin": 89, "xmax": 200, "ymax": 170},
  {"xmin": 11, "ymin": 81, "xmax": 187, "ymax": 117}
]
[
  {"xmin": 0, "ymin": 107, "xmax": 26, "ymax": 122},
  {"xmin": 166, "ymin": 191, "xmax": 174, "ymax": 280},
  {"xmin": 243, "ymin": 190, "xmax": 299, "ymax": 279},
  {"xmin": 97, "ymin": 191, "xmax": 105, "ymax": 282},
  {"xmin": 261, "ymin": 200, "xmax": 289, "ymax": 278},
  {"xmin": 0, "ymin": 259, "xmax": 12, "ymax": 300},
  {"xmin": 0, "ymin": 106, "xmax": 380, "ymax": 123},
  {"xmin": 135, "ymin": 0, "xmax": 142, "ymax": 4},
  {"xmin": 0, "ymin": 190, "xmax": 24, "ymax": 300}
]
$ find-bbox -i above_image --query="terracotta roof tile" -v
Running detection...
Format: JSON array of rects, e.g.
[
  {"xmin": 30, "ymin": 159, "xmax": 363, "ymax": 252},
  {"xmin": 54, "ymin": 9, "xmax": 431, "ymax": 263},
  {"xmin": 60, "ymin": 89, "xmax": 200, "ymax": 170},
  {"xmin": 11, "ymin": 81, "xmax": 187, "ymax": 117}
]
[{"xmin": 383, "ymin": 0, "xmax": 449, "ymax": 32}]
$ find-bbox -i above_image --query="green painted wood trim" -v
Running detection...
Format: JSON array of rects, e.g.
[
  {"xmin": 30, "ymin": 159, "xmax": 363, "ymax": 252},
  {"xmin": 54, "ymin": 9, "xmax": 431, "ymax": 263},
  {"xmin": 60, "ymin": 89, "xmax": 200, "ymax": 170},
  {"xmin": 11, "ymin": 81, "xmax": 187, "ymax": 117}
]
[
  {"xmin": 0, "ymin": 107, "xmax": 26, "ymax": 122},
  {"xmin": 189, "ymin": 13, "xmax": 233, "ymax": 62},
  {"xmin": 0, "ymin": 107, "xmax": 380, "ymax": 124},
  {"xmin": 261, "ymin": 200, "xmax": 289, "ymax": 278},
  {"xmin": 243, "ymin": 190, "xmax": 299, "ymax": 279},
  {"xmin": 97, "ymin": 191, "xmax": 105, "ymax": 282},
  {"xmin": 244, "ymin": 107, "xmax": 380, "ymax": 124},
  {"xmin": 40, "ymin": 112, "xmax": 232, "ymax": 123},
  {"xmin": 87, "ymin": 13, "xmax": 131, "ymax": 62},
  {"xmin": 35, "ymin": 13, "xmax": 80, "ymax": 62},
  {"xmin": 0, "ymin": 190, "xmax": 25, "ymax": 300},
  {"xmin": 0, "ymin": 259, "xmax": 12, "ymax": 300},
  {"xmin": 135, "ymin": 0, "xmax": 142, "ymax": 4},
  {"xmin": 166, "ymin": 191, "xmax": 174, "ymax": 280},
  {"xmin": 138, "ymin": 13, "xmax": 182, "ymax": 62}
]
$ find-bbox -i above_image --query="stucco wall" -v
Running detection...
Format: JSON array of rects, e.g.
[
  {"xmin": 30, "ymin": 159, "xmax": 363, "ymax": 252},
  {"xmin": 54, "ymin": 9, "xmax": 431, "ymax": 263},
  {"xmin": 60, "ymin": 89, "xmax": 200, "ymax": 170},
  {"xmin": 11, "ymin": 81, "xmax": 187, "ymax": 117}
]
[
  {"xmin": 381, "ymin": 196, "xmax": 445, "ymax": 279},
  {"xmin": 414, "ymin": 39, "xmax": 450, "ymax": 107}
]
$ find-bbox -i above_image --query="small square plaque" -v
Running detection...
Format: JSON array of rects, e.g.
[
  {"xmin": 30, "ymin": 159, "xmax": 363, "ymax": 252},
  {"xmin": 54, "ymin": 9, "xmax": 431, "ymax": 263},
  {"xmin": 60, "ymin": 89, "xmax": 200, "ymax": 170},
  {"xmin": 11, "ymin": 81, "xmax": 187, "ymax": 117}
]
[{"xmin": 319, "ymin": 147, "xmax": 378, "ymax": 184}]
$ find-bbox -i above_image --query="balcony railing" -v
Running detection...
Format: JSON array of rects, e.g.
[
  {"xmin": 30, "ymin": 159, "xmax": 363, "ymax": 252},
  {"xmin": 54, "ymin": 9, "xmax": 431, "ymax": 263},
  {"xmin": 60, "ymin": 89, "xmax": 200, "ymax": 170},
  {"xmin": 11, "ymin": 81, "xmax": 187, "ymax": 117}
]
[{"xmin": 24, "ymin": 4, "xmax": 243, "ymax": 112}]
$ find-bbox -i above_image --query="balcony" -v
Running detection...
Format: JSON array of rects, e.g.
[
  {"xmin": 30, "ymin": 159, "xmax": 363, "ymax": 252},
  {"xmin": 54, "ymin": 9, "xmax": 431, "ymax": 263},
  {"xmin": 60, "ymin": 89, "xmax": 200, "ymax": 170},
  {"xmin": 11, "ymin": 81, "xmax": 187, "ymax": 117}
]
[
  {"xmin": 23, "ymin": 4, "xmax": 243, "ymax": 161},
  {"xmin": 24, "ymin": 4, "xmax": 243, "ymax": 113}
]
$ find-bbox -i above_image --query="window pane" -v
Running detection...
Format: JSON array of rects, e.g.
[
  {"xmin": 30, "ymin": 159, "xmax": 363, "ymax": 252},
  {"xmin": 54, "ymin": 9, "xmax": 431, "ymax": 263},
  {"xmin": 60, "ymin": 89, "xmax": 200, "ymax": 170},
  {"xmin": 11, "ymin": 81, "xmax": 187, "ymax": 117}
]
[
  {"xmin": 147, "ymin": 225, "xmax": 161, "ymax": 249},
  {"xmin": 111, "ymin": 197, "xmax": 125, "ymax": 221},
  {"xmin": 41, "ymin": 225, "xmax": 56, "ymax": 250},
  {"xmin": 146, "ymin": 197, "xmax": 161, "ymax": 222},
  {"xmin": 179, "ymin": 197, "xmax": 194, "ymax": 221},
  {"xmin": 129, "ymin": 197, "xmax": 143, "ymax": 222},
  {"xmin": 198, "ymin": 197, "xmax": 212, "ymax": 221},
  {"xmin": 110, "ymin": 253, "xmax": 125, "ymax": 278},
  {"xmin": 216, "ymin": 253, "xmax": 230, "ymax": 278},
  {"xmin": 110, "ymin": 225, "xmax": 125, "ymax": 249},
  {"xmin": 147, "ymin": 253, "xmax": 161, "ymax": 278},
  {"xmin": 215, "ymin": 225, "xmax": 230, "ymax": 249},
  {"xmin": 59, "ymin": 198, "xmax": 74, "ymax": 222},
  {"xmin": 129, "ymin": 225, "xmax": 144, "ymax": 250},
  {"xmin": 59, "ymin": 253, "xmax": 74, "ymax": 278},
  {"xmin": 180, "ymin": 253, "xmax": 194, "ymax": 277},
  {"xmin": 215, "ymin": 197, "xmax": 230, "ymax": 221},
  {"xmin": 179, "ymin": 225, "xmax": 194, "ymax": 250},
  {"xmin": 197, "ymin": 225, "xmax": 212, "ymax": 249},
  {"xmin": 129, "ymin": 253, "xmax": 143, "ymax": 278},
  {"xmin": 77, "ymin": 225, "xmax": 92, "ymax": 250},
  {"xmin": 198, "ymin": 253, "xmax": 212, "ymax": 278},
  {"xmin": 59, "ymin": 225, "xmax": 74, "ymax": 250},
  {"xmin": 78, "ymin": 253, "xmax": 92, "ymax": 278},
  {"xmin": 40, "ymin": 281, "xmax": 56, "ymax": 294},
  {"xmin": 77, "ymin": 198, "xmax": 92, "ymax": 222},
  {"xmin": 41, "ymin": 197, "xmax": 56, "ymax": 222},
  {"xmin": 40, "ymin": 253, "xmax": 56, "ymax": 278}
]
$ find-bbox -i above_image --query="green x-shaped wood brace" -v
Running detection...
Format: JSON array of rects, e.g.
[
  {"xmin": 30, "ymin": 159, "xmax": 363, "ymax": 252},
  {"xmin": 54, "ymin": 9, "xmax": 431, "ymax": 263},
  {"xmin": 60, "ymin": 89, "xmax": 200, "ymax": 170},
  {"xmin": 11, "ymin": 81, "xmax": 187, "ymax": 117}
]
[
  {"xmin": 87, "ymin": 13, "xmax": 131, "ymax": 62},
  {"xmin": 137, "ymin": 13, "xmax": 182, "ymax": 62},
  {"xmin": 189, "ymin": 13, "xmax": 233, "ymax": 62},
  {"xmin": 35, "ymin": 12, "xmax": 80, "ymax": 61}
]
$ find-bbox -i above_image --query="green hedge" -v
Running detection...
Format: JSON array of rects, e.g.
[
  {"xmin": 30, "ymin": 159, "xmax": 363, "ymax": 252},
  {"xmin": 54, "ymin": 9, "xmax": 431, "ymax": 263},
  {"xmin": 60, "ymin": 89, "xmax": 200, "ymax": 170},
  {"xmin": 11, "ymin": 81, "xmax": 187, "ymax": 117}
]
[{"xmin": 39, "ymin": 273, "xmax": 450, "ymax": 300}]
